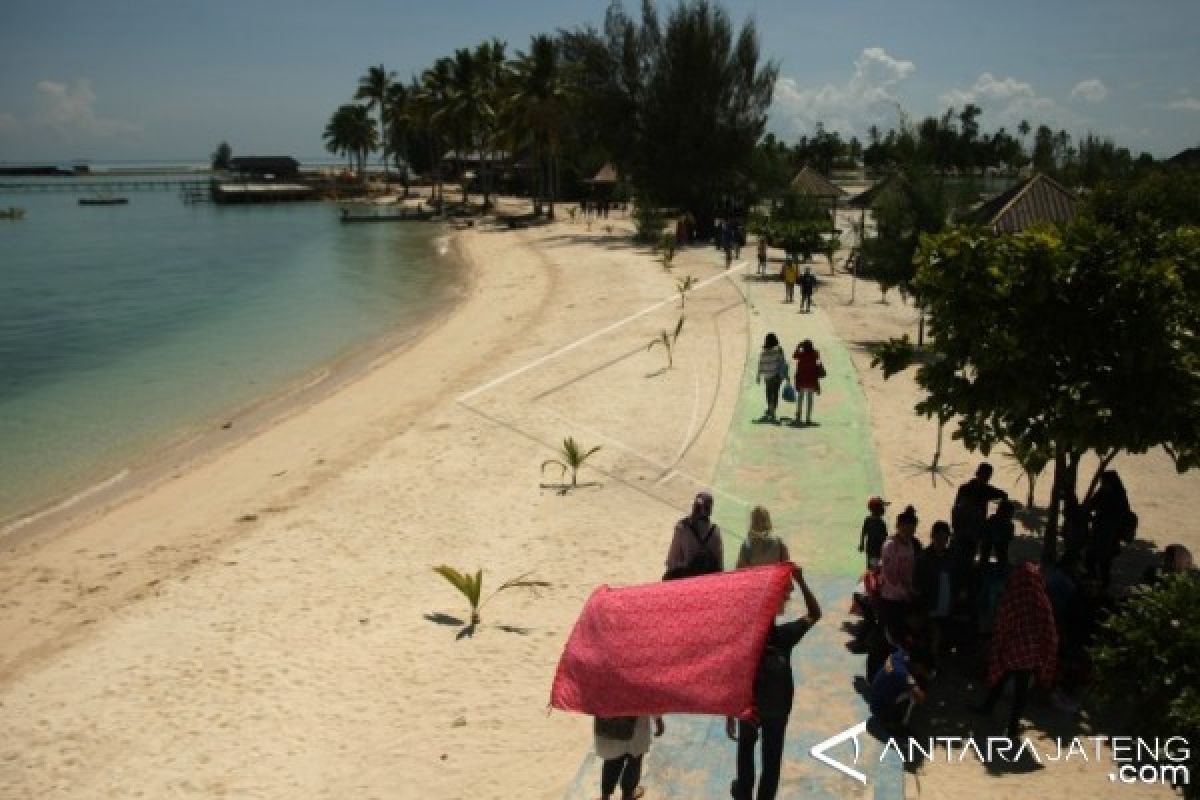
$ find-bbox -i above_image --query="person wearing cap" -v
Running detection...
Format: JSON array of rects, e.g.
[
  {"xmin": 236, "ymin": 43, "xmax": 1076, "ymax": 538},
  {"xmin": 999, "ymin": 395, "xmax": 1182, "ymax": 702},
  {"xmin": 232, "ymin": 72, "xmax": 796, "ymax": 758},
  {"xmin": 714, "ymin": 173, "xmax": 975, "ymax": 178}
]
[{"xmin": 859, "ymin": 496, "xmax": 889, "ymax": 569}]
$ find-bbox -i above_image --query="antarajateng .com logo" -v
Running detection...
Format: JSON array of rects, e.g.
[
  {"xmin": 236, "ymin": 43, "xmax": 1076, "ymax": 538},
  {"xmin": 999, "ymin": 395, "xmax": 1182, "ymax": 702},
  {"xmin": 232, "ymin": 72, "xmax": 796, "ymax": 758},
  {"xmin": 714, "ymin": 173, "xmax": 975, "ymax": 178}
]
[{"xmin": 810, "ymin": 722, "xmax": 1191, "ymax": 788}]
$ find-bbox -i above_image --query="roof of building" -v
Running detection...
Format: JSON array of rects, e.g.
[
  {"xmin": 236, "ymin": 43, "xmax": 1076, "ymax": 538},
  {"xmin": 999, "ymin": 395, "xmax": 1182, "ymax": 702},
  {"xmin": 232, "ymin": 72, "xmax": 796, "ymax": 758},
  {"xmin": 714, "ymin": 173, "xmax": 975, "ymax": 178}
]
[
  {"xmin": 846, "ymin": 174, "xmax": 900, "ymax": 209},
  {"xmin": 586, "ymin": 163, "xmax": 619, "ymax": 184},
  {"xmin": 960, "ymin": 172, "xmax": 1080, "ymax": 232},
  {"xmin": 789, "ymin": 166, "xmax": 847, "ymax": 199}
]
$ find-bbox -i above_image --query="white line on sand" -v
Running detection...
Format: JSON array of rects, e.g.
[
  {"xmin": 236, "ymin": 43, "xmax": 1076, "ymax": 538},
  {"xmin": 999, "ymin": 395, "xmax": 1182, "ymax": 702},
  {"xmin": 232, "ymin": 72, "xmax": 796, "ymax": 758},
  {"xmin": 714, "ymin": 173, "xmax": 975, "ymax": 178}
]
[{"xmin": 456, "ymin": 260, "xmax": 748, "ymax": 403}]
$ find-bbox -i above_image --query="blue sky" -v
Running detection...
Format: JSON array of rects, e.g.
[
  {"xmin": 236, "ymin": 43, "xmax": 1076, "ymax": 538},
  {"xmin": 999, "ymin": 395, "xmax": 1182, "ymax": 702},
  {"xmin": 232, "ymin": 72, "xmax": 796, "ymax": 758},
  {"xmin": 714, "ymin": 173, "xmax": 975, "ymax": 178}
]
[{"xmin": 1, "ymin": 0, "xmax": 1197, "ymax": 163}]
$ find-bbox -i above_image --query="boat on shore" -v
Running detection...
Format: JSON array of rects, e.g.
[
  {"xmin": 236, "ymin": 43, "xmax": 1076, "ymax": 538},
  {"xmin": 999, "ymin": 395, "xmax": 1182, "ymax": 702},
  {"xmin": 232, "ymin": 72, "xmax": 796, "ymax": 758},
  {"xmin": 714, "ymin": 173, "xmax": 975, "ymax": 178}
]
[
  {"xmin": 0, "ymin": 206, "xmax": 25, "ymax": 220},
  {"xmin": 79, "ymin": 195, "xmax": 129, "ymax": 206},
  {"xmin": 338, "ymin": 205, "xmax": 432, "ymax": 223}
]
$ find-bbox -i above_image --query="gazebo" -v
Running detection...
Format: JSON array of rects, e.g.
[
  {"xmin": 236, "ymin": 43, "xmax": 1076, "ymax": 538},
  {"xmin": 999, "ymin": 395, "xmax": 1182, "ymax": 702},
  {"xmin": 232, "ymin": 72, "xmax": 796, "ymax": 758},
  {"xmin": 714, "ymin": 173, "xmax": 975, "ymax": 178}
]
[
  {"xmin": 959, "ymin": 172, "xmax": 1080, "ymax": 233},
  {"xmin": 789, "ymin": 166, "xmax": 847, "ymax": 210}
]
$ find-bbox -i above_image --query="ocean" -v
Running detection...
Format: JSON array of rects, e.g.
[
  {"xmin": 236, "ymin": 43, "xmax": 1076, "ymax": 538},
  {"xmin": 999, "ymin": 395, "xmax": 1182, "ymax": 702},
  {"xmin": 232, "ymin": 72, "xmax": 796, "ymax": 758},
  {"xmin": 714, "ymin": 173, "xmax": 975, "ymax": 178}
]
[{"xmin": 0, "ymin": 177, "xmax": 459, "ymax": 529}]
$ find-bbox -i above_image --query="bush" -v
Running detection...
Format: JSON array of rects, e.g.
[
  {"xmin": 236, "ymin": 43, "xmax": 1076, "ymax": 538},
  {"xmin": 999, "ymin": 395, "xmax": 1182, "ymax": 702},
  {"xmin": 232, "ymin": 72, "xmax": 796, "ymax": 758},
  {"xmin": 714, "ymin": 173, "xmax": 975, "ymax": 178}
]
[
  {"xmin": 634, "ymin": 198, "xmax": 667, "ymax": 245},
  {"xmin": 1091, "ymin": 574, "xmax": 1200, "ymax": 798}
]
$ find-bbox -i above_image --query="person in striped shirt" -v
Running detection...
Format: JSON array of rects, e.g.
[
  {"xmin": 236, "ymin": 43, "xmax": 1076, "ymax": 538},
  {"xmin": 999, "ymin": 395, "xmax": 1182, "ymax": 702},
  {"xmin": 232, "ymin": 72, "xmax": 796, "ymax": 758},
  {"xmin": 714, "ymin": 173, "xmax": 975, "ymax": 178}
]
[{"xmin": 756, "ymin": 332, "xmax": 788, "ymax": 421}]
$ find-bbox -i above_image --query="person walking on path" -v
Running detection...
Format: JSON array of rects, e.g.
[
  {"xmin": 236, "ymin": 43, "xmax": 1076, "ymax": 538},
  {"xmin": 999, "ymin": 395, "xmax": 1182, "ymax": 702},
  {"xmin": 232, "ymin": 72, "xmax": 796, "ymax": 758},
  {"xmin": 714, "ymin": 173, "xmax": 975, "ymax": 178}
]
[
  {"xmin": 594, "ymin": 715, "xmax": 665, "ymax": 800},
  {"xmin": 664, "ymin": 491, "xmax": 724, "ymax": 579},
  {"xmin": 756, "ymin": 333, "xmax": 788, "ymax": 422},
  {"xmin": 726, "ymin": 565, "xmax": 822, "ymax": 800},
  {"xmin": 859, "ymin": 496, "xmax": 890, "ymax": 568},
  {"xmin": 973, "ymin": 561, "xmax": 1058, "ymax": 740},
  {"xmin": 737, "ymin": 506, "xmax": 791, "ymax": 568},
  {"xmin": 756, "ymin": 237, "xmax": 768, "ymax": 277},
  {"xmin": 782, "ymin": 258, "xmax": 797, "ymax": 303},
  {"xmin": 799, "ymin": 267, "xmax": 816, "ymax": 312},
  {"xmin": 790, "ymin": 339, "xmax": 823, "ymax": 426}
]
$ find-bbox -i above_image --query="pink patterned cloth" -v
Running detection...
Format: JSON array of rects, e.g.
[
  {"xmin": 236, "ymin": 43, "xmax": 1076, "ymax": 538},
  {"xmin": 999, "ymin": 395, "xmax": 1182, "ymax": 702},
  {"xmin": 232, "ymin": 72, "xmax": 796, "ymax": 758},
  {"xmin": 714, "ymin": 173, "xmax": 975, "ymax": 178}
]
[{"xmin": 550, "ymin": 563, "xmax": 794, "ymax": 720}]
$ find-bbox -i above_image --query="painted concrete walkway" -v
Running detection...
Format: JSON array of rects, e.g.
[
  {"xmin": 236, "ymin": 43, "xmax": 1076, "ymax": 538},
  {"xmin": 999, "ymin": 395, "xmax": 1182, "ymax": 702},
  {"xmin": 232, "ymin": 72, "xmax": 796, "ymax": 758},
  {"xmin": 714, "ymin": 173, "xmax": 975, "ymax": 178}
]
[{"xmin": 564, "ymin": 259, "xmax": 903, "ymax": 799}]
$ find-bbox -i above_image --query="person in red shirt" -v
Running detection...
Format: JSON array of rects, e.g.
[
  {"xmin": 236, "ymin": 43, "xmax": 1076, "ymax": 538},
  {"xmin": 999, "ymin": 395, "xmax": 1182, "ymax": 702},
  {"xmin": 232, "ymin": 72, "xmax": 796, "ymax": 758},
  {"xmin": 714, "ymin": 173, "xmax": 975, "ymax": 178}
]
[{"xmin": 790, "ymin": 339, "xmax": 823, "ymax": 426}]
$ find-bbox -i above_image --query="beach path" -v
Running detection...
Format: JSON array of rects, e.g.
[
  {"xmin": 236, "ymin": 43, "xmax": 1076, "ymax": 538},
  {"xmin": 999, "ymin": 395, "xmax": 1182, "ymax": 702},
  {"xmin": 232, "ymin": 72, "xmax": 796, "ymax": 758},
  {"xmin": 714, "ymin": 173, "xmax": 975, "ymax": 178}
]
[{"xmin": 564, "ymin": 258, "xmax": 904, "ymax": 799}]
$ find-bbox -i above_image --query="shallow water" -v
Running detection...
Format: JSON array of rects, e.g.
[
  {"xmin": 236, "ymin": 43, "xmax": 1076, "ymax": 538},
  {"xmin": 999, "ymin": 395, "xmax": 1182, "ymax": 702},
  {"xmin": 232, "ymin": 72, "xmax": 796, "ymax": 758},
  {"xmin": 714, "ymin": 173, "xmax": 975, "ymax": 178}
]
[{"xmin": 0, "ymin": 181, "xmax": 457, "ymax": 523}]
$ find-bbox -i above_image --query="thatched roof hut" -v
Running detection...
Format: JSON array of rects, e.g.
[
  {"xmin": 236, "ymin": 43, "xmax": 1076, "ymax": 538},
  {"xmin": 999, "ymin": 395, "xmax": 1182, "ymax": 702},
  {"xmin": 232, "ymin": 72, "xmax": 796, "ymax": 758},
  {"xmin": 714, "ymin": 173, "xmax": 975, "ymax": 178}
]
[
  {"xmin": 959, "ymin": 172, "xmax": 1080, "ymax": 233},
  {"xmin": 789, "ymin": 167, "xmax": 847, "ymax": 202},
  {"xmin": 585, "ymin": 163, "xmax": 619, "ymax": 185}
]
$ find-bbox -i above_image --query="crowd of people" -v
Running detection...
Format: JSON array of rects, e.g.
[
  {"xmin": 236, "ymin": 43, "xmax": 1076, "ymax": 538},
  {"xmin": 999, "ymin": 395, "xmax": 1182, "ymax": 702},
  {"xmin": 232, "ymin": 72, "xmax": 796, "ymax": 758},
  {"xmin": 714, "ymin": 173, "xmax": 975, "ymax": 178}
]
[
  {"xmin": 855, "ymin": 462, "xmax": 1195, "ymax": 745},
  {"xmin": 588, "ymin": 467, "xmax": 1194, "ymax": 798}
]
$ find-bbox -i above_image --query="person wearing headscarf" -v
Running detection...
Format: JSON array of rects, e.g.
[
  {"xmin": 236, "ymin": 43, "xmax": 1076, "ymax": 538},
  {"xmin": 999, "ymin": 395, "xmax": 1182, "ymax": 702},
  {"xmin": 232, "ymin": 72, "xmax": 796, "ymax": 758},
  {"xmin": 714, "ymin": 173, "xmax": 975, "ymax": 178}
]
[
  {"xmin": 664, "ymin": 491, "xmax": 723, "ymax": 579},
  {"xmin": 756, "ymin": 333, "xmax": 788, "ymax": 421},
  {"xmin": 974, "ymin": 561, "xmax": 1058, "ymax": 740},
  {"xmin": 1084, "ymin": 470, "xmax": 1133, "ymax": 588},
  {"xmin": 737, "ymin": 506, "xmax": 790, "ymax": 568},
  {"xmin": 879, "ymin": 506, "xmax": 919, "ymax": 640}
]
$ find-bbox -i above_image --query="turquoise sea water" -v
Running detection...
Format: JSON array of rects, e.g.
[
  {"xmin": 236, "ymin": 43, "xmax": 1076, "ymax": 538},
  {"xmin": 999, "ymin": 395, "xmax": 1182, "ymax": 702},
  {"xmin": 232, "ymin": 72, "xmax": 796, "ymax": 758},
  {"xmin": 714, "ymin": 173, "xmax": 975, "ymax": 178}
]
[{"xmin": 0, "ymin": 180, "xmax": 458, "ymax": 525}]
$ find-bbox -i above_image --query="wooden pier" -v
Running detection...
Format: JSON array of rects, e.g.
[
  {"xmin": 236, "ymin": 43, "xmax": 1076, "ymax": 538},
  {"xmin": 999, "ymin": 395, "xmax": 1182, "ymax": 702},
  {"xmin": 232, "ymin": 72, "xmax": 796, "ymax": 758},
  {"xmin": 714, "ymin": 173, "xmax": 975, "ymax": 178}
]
[{"xmin": 0, "ymin": 179, "xmax": 212, "ymax": 193}]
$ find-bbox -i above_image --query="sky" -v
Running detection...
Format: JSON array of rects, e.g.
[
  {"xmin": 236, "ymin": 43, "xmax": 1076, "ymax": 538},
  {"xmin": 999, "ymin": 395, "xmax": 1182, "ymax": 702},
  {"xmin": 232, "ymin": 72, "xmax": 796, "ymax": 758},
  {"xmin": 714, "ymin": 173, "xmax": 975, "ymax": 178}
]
[{"xmin": 1, "ymin": 0, "xmax": 1198, "ymax": 163}]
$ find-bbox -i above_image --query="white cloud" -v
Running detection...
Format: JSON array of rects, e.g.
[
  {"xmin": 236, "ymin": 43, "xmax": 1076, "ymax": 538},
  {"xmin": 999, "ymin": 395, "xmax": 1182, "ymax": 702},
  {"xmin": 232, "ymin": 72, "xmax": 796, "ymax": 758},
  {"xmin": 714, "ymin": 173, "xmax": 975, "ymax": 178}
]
[
  {"xmin": 32, "ymin": 79, "xmax": 141, "ymax": 142},
  {"xmin": 771, "ymin": 47, "xmax": 915, "ymax": 137},
  {"xmin": 1070, "ymin": 79, "xmax": 1108, "ymax": 103},
  {"xmin": 1167, "ymin": 96, "xmax": 1200, "ymax": 111},
  {"xmin": 938, "ymin": 72, "xmax": 1086, "ymax": 134}
]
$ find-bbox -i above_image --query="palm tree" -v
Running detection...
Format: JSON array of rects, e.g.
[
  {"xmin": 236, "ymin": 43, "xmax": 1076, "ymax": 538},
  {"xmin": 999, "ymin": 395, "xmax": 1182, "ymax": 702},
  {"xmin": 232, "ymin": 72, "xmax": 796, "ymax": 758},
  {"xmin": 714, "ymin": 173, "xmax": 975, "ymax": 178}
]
[
  {"xmin": 432, "ymin": 566, "xmax": 549, "ymax": 627},
  {"xmin": 383, "ymin": 82, "xmax": 411, "ymax": 196},
  {"xmin": 541, "ymin": 437, "xmax": 602, "ymax": 488},
  {"xmin": 508, "ymin": 34, "xmax": 571, "ymax": 218},
  {"xmin": 1017, "ymin": 119, "xmax": 1031, "ymax": 164},
  {"xmin": 324, "ymin": 104, "xmax": 377, "ymax": 179},
  {"xmin": 647, "ymin": 316, "xmax": 686, "ymax": 369},
  {"xmin": 472, "ymin": 38, "xmax": 508, "ymax": 209},
  {"xmin": 420, "ymin": 58, "xmax": 454, "ymax": 209},
  {"xmin": 355, "ymin": 65, "xmax": 394, "ymax": 180},
  {"xmin": 437, "ymin": 48, "xmax": 480, "ymax": 204}
]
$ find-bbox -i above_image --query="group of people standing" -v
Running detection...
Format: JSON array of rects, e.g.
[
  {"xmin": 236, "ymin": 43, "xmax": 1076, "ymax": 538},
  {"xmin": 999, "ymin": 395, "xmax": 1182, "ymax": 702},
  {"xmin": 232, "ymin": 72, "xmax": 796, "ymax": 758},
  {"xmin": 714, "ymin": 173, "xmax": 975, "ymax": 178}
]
[
  {"xmin": 593, "ymin": 493, "xmax": 820, "ymax": 800},
  {"xmin": 857, "ymin": 461, "xmax": 1189, "ymax": 745},
  {"xmin": 756, "ymin": 237, "xmax": 817, "ymax": 312},
  {"xmin": 756, "ymin": 333, "xmax": 824, "ymax": 426}
]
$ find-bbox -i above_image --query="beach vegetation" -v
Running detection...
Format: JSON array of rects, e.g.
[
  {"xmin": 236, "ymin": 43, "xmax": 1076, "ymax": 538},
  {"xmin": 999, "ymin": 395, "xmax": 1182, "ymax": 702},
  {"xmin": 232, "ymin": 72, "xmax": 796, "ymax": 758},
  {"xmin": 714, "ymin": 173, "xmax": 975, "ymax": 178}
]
[
  {"xmin": 508, "ymin": 34, "xmax": 572, "ymax": 218},
  {"xmin": 874, "ymin": 219, "xmax": 1200, "ymax": 558},
  {"xmin": 676, "ymin": 274, "xmax": 696, "ymax": 306},
  {"xmin": 647, "ymin": 315, "xmax": 686, "ymax": 369},
  {"xmin": 1091, "ymin": 574, "xmax": 1200, "ymax": 798},
  {"xmin": 633, "ymin": 198, "xmax": 668, "ymax": 244},
  {"xmin": 659, "ymin": 231, "xmax": 677, "ymax": 268},
  {"xmin": 541, "ymin": 436, "xmax": 603, "ymax": 489},
  {"xmin": 432, "ymin": 566, "xmax": 551, "ymax": 628},
  {"xmin": 355, "ymin": 64, "xmax": 396, "ymax": 179},
  {"xmin": 323, "ymin": 104, "xmax": 378, "ymax": 180}
]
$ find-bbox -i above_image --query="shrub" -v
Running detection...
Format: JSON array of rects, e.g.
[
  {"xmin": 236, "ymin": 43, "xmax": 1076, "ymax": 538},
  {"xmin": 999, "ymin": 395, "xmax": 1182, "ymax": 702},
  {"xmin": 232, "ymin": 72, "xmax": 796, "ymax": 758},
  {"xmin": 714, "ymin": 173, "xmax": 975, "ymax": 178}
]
[{"xmin": 1091, "ymin": 574, "xmax": 1200, "ymax": 798}]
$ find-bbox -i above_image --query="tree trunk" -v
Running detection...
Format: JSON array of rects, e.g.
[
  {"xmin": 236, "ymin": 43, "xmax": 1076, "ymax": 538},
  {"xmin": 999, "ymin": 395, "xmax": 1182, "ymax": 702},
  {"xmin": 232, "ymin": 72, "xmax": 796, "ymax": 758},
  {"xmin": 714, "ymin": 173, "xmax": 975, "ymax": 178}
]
[
  {"xmin": 1083, "ymin": 449, "xmax": 1118, "ymax": 503},
  {"xmin": 917, "ymin": 307, "xmax": 926, "ymax": 348},
  {"xmin": 1044, "ymin": 445, "xmax": 1082, "ymax": 563}
]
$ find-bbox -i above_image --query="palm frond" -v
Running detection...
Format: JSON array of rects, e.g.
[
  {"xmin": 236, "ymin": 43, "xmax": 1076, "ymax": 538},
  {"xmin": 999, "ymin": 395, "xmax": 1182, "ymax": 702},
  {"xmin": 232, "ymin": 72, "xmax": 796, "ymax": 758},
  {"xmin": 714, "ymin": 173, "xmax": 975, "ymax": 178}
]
[{"xmin": 433, "ymin": 565, "xmax": 482, "ymax": 609}]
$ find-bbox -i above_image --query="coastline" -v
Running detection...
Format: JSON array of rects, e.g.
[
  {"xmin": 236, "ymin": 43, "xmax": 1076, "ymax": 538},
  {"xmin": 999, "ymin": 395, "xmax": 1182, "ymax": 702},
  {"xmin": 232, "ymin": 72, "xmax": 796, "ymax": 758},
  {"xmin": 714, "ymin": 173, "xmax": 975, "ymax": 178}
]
[
  {"xmin": 0, "ymin": 226, "xmax": 465, "ymax": 542},
  {"xmin": 0, "ymin": 205, "xmax": 753, "ymax": 798}
]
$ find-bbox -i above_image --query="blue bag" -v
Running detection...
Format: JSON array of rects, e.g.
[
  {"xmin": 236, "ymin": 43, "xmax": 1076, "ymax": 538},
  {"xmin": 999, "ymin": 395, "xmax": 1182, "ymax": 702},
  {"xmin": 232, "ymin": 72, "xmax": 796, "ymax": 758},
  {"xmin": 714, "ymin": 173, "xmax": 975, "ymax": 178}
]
[{"xmin": 782, "ymin": 382, "xmax": 797, "ymax": 403}]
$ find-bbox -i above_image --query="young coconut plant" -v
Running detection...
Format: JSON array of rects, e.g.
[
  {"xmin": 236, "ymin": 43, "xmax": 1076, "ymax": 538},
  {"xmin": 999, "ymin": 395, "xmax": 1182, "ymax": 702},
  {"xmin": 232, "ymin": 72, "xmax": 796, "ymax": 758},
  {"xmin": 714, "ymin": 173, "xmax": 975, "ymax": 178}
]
[
  {"xmin": 432, "ymin": 566, "xmax": 550, "ymax": 627},
  {"xmin": 541, "ymin": 436, "xmax": 602, "ymax": 488},
  {"xmin": 676, "ymin": 275, "xmax": 696, "ymax": 308},
  {"xmin": 647, "ymin": 315, "xmax": 685, "ymax": 369}
]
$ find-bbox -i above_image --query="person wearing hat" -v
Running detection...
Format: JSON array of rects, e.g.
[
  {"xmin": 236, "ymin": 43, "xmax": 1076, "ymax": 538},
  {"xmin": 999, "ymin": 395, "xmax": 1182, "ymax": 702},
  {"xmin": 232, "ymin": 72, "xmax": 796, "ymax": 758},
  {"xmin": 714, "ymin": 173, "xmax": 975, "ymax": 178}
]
[{"xmin": 859, "ymin": 496, "xmax": 890, "ymax": 569}]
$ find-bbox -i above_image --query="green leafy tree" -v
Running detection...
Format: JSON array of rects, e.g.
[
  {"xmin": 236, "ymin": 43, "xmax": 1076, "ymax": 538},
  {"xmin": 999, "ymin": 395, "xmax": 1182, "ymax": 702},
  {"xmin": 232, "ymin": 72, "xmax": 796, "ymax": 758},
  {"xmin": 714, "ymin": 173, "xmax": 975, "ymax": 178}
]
[
  {"xmin": 859, "ymin": 164, "xmax": 948, "ymax": 302},
  {"xmin": 883, "ymin": 221, "xmax": 1200, "ymax": 557},
  {"xmin": 419, "ymin": 58, "xmax": 455, "ymax": 207},
  {"xmin": 432, "ymin": 566, "xmax": 550, "ymax": 627},
  {"xmin": 211, "ymin": 141, "xmax": 232, "ymax": 171},
  {"xmin": 383, "ymin": 82, "xmax": 412, "ymax": 194},
  {"xmin": 1091, "ymin": 575, "xmax": 1200, "ymax": 799},
  {"xmin": 541, "ymin": 437, "xmax": 603, "ymax": 488},
  {"xmin": 508, "ymin": 34, "xmax": 571, "ymax": 218}
]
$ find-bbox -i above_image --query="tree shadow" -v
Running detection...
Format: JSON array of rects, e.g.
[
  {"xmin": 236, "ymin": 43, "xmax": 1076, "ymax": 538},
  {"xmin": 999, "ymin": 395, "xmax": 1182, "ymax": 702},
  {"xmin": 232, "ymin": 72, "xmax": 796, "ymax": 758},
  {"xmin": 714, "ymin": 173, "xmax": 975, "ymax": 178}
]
[
  {"xmin": 496, "ymin": 624, "xmax": 532, "ymax": 635},
  {"xmin": 898, "ymin": 456, "xmax": 965, "ymax": 488},
  {"xmin": 645, "ymin": 366, "xmax": 669, "ymax": 378},
  {"xmin": 425, "ymin": 613, "xmax": 532, "ymax": 640},
  {"xmin": 456, "ymin": 622, "xmax": 477, "ymax": 640},
  {"xmin": 424, "ymin": 612, "xmax": 464, "ymax": 626}
]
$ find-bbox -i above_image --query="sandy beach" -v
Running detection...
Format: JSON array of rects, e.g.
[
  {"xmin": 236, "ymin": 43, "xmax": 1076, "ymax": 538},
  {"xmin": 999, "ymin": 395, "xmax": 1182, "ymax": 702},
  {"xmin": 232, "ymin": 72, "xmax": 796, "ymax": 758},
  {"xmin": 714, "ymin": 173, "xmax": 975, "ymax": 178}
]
[{"xmin": 1, "ymin": 200, "xmax": 1196, "ymax": 799}]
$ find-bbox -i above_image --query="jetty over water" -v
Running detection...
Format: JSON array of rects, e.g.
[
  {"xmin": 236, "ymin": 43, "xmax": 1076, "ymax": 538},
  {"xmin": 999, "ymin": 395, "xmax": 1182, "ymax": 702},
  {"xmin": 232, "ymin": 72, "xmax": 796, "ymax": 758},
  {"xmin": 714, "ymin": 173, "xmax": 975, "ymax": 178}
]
[{"xmin": 0, "ymin": 178, "xmax": 211, "ymax": 193}]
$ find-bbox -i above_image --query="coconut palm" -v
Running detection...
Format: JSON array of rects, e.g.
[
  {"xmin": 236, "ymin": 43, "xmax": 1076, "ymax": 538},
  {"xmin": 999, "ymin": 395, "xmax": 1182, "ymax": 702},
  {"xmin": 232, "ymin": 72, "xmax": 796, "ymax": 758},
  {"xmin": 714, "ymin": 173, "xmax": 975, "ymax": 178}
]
[
  {"xmin": 676, "ymin": 275, "xmax": 696, "ymax": 307},
  {"xmin": 383, "ymin": 81, "xmax": 412, "ymax": 195},
  {"xmin": 508, "ymin": 34, "xmax": 571, "ymax": 218},
  {"xmin": 355, "ymin": 64, "xmax": 395, "ymax": 179},
  {"xmin": 323, "ymin": 104, "xmax": 377, "ymax": 179},
  {"xmin": 541, "ymin": 436, "xmax": 602, "ymax": 488},
  {"xmin": 420, "ymin": 58, "xmax": 454, "ymax": 208},
  {"xmin": 647, "ymin": 315, "xmax": 686, "ymax": 369},
  {"xmin": 432, "ymin": 566, "xmax": 550, "ymax": 627}
]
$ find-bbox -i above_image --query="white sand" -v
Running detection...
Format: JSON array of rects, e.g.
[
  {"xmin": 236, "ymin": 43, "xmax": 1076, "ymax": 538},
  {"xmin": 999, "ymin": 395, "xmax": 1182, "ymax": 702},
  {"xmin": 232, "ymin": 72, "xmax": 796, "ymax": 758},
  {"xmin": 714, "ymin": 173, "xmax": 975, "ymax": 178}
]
[{"xmin": 1, "ymin": 200, "xmax": 1194, "ymax": 799}]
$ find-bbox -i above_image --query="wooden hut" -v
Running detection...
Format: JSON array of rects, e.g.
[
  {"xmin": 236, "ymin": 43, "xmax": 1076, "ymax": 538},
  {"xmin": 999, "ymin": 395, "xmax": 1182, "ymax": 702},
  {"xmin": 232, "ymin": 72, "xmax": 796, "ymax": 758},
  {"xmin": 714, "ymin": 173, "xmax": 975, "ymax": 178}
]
[
  {"xmin": 789, "ymin": 166, "xmax": 847, "ymax": 209},
  {"xmin": 959, "ymin": 172, "xmax": 1080, "ymax": 233}
]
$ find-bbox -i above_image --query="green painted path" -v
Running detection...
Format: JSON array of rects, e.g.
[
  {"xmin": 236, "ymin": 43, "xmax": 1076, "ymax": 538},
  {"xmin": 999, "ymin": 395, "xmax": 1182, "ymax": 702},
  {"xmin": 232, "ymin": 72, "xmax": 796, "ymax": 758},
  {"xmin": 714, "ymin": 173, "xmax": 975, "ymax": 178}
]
[{"xmin": 564, "ymin": 261, "xmax": 903, "ymax": 799}]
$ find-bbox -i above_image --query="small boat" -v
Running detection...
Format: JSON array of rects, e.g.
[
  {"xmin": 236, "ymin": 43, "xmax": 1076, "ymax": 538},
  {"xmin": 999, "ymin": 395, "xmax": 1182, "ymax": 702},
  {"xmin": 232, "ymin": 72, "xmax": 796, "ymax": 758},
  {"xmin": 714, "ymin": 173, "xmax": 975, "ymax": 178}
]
[
  {"xmin": 0, "ymin": 206, "xmax": 25, "ymax": 220},
  {"xmin": 79, "ymin": 195, "xmax": 129, "ymax": 205},
  {"xmin": 338, "ymin": 205, "xmax": 432, "ymax": 223}
]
